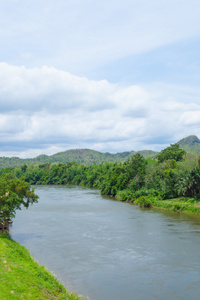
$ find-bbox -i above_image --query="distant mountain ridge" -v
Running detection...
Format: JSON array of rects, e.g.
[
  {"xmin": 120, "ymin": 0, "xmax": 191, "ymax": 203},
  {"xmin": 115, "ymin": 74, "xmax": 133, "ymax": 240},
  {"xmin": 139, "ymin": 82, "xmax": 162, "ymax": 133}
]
[
  {"xmin": 0, "ymin": 148, "xmax": 158, "ymax": 169},
  {"xmin": 0, "ymin": 135, "xmax": 199, "ymax": 169}
]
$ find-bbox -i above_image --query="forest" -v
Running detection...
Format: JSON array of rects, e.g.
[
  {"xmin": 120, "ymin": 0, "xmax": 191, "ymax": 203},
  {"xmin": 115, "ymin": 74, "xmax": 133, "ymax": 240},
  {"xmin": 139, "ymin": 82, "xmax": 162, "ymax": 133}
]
[{"xmin": 1, "ymin": 143, "xmax": 200, "ymax": 216}]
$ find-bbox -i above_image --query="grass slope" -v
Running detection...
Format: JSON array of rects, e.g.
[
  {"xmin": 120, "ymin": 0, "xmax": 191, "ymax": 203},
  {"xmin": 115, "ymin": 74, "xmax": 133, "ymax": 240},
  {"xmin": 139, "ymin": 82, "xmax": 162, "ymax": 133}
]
[
  {"xmin": 153, "ymin": 197, "xmax": 200, "ymax": 214},
  {"xmin": 129, "ymin": 196, "xmax": 200, "ymax": 215},
  {"xmin": 0, "ymin": 234, "xmax": 84, "ymax": 300}
]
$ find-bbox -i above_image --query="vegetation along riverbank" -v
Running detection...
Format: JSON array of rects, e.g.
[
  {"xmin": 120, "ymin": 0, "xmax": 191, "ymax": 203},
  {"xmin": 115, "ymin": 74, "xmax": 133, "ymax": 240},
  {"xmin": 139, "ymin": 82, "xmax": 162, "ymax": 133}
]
[
  {"xmin": 1, "ymin": 141, "xmax": 200, "ymax": 217},
  {"xmin": 0, "ymin": 176, "xmax": 85, "ymax": 299},
  {"xmin": 0, "ymin": 233, "xmax": 85, "ymax": 300}
]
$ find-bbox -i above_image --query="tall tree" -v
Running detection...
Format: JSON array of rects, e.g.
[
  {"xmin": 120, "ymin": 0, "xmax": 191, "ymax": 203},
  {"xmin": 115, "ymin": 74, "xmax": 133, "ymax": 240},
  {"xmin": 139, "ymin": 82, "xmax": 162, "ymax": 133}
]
[
  {"xmin": 0, "ymin": 174, "xmax": 38, "ymax": 232},
  {"xmin": 156, "ymin": 143, "xmax": 186, "ymax": 163},
  {"xmin": 125, "ymin": 153, "xmax": 147, "ymax": 190}
]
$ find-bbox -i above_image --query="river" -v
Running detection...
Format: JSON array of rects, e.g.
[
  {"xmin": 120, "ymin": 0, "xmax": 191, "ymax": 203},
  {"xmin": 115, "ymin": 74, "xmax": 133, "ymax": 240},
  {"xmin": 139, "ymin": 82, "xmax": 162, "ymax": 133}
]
[{"xmin": 10, "ymin": 185, "xmax": 200, "ymax": 300}]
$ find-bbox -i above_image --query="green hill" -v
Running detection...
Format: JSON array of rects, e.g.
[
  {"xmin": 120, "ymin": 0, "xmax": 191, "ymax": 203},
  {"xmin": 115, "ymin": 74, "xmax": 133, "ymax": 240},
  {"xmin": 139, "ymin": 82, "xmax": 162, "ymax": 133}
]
[
  {"xmin": 137, "ymin": 150, "xmax": 158, "ymax": 158},
  {"xmin": 4, "ymin": 134, "xmax": 200, "ymax": 169},
  {"xmin": 178, "ymin": 135, "xmax": 200, "ymax": 154},
  {"xmin": 0, "ymin": 148, "xmax": 158, "ymax": 169},
  {"xmin": 49, "ymin": 149, "xmax": 134, "ymax": 165}
]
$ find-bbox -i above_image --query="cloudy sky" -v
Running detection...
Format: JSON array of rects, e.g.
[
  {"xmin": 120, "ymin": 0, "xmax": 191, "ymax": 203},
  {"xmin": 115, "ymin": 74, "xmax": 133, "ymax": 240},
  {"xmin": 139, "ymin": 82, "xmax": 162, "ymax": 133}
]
[{"xmin": 0, "ymin": 0, "xmax": 200, "ymax": 158}]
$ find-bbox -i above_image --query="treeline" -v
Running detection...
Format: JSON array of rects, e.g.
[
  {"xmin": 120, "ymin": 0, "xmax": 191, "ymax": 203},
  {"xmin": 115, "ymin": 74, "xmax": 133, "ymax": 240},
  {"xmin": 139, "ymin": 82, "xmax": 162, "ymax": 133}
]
[
  {"xmin": 1, "ymin": 143, "xmax": 200, "ymax": 212},
  {"xmin": 0, "ymin": 144, "xmax": 200, "ymax": 213}
]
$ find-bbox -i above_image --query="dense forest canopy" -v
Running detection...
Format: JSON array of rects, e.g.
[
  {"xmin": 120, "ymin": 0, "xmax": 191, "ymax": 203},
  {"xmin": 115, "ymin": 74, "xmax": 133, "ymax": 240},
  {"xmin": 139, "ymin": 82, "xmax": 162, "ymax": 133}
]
[
  {"xmin": 1, "ymin": 143, "xmax": 200, "ymax": 219},
  {"xmin": 156, "ymin": 143, "xmax": 186, "ymax": 163}
]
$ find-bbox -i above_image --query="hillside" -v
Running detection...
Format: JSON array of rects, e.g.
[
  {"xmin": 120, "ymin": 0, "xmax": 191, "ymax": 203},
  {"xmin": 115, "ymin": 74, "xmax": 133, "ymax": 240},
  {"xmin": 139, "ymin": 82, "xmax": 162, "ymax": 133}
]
[
  {"xmin": 178, "ymin": 135, "xmax": 200, "ymax": 154},
  {"xmin": 50, "ymin": 149, "xmax": 134, "ymax": 165},
  {"xmin": 0, "ymin": 148, "xmax": 157, "ymax": 169},
  {"xmin": 1, "ymin": 134, "xmax": 199, "ymax": 169},
  {"xmin": 137, "ymin": 150, "xmax": 158, "ymax": 158}
]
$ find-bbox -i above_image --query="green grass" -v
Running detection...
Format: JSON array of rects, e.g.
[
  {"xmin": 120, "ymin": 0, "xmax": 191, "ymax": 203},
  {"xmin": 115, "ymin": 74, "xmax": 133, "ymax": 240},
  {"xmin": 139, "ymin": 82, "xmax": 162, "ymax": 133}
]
[
  {"xmin": 0, "ymin": 233, "xmax": 85, "ymax": 300},
  {"xmin": 158, "ymin": 197, "xmax": 200, "ymax": 213},
  {"xmin": 119, "ymin": 192, "xmax": 200, "ymax": 215}
]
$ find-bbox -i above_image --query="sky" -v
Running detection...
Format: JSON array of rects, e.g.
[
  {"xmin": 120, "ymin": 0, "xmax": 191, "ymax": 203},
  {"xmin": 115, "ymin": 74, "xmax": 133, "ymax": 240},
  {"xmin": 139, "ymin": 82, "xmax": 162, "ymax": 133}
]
[{"xmin": 0, "ymin": 0, "xmax": 200, "ymax": 158}]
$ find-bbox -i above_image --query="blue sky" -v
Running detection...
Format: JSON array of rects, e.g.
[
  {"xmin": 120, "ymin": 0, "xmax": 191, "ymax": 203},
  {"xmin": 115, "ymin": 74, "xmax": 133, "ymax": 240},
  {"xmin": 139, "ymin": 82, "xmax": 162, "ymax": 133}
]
[
  {"xmin": 94, "ymin": 37, "xmax": 200, "ymax": 86},
  {"xmin": 0, "ymin": 0, "xmax": 200, "ymax": 157}
]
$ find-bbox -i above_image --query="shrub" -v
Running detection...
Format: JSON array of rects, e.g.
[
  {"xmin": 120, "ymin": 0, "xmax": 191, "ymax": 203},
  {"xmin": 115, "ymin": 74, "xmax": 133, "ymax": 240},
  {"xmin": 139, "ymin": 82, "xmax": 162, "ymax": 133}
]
[
  {"xmin": 115, "ymin": 189, "xmax": 134, "ymax": 202},
  {"xmin": 134, "ymin": 196, "xmax": 152, "ymax": 208},
  {"xmin": 172, "ymin": 203, "xmax": 182, "ymax": 211}
]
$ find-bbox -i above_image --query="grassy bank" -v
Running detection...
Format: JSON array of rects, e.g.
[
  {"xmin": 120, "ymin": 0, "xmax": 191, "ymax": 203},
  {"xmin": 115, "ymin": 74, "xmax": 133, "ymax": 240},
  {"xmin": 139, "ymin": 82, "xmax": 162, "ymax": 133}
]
[
  {"xmin": 154, "ymin": 197, "xmax": 200, "ymax": 214},
  {"xmin": 0, "ymin": 233, "xmax": 85, "ymax": 300},
  {"xmin": 116, "ymin": 190, "xmax": 200, "ymax": 215}
]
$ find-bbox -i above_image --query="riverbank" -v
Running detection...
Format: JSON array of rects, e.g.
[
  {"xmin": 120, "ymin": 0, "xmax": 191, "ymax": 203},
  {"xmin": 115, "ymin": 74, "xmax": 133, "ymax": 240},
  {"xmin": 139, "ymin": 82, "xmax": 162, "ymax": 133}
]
[
  {"xmin": 115, "ymin": 190, "xmax": 200, "ymax": 216},
  {"xmin": 154, "ymin": 197, "xmax": 200, "ymax": 214},
  {"xmin": 123, "ymin": 195, "xmax": 200, "ymax": 216},
  {"xmin": 0, "ymin": 233, "xmax": 85, "ymax": 300}
]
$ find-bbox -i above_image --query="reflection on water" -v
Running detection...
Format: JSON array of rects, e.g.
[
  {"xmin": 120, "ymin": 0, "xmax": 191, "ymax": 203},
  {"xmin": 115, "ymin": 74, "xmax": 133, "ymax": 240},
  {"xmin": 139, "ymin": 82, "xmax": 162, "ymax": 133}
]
[{"xmin": 11, "ymin": 185, "xmax": 200, "ymax": 300}]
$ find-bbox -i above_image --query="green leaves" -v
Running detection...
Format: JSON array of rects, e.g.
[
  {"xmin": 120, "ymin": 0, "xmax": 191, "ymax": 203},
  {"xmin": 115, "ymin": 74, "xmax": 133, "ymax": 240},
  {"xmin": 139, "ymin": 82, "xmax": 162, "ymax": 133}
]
[
  {"xmin": 156, "ymin": 143, "xmax": 186, "ymax": 163},
  {"xmin": 0, "ymin": 175, "xmax": 38, "ymax": 221}
]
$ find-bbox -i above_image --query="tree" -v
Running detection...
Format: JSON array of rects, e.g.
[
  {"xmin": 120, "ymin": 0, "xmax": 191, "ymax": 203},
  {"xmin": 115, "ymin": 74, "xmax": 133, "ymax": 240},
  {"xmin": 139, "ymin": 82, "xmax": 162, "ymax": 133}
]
[
  {"xmin": 156, "ymin": 143, "xmax": 186, "ymax": 163},
  {"xmin": 125, "ymin": 153, "xmax": 147, "ymax": 190},
  {"xmin": 175, "ymin": 172, "xmax": 193, "ymax": 197},
  {"xmin": 175, "ymin": 167, "xmax": 200, "ymax": 198},
  {"xmin": 0, "ymin": 174, "xmax": 38, "ymax": 232},
  {"xmin": 21, "ymin": 164, "xmax": 28, "ymax": 172}
]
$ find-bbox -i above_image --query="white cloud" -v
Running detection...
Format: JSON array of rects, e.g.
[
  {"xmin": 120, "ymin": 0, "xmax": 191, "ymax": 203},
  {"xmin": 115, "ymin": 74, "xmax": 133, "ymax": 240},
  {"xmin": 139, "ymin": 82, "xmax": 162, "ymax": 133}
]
[
  {"xmin": 0, "ymin": 63, "xmax": 116, "ymax": 113},
  {"xmin": 0, "ymin": 63, "xmax": 200, "ymax": 157},
  {"xmin": 0, "ymin": 1, "xmax": 199, "ymax": 159},
  {"xmin": 180, "ymin": 111, "xmax": 200, "ymax": 126}
]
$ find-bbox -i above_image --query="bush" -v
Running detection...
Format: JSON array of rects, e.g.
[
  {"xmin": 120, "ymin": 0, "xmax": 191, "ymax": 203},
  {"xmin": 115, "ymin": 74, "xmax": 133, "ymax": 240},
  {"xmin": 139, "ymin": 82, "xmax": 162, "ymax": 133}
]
[
  {"xmin": 171, "ymin": 203, "xmax": 183, "ymax": 211},
  {"xmin": 134, "ymin": 196, "xmax": 153, "ymax": 208},
  {"xmin": 131, "ymin": 188, "xmax": 162, "ymax": 199},
  {"xmin": 115, "ymin": 189, "xmax": 134, "ymax": 202}
]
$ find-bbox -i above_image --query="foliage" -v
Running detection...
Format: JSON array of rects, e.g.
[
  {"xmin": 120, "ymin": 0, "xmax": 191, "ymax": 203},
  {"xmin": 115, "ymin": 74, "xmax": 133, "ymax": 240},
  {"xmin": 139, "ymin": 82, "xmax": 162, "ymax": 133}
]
[
  {"xmin": 134, "ymin": 196, "xmax": 153, "ymax": 208},
  {"xmin": 0, "ymin": 142, "xmax": 200, "ymax": 216},
  {"xmin": 178, "ymin": 135, "xmax": 200, "ymax": 154},
  {"xmin": 0, "ymin": 148, "xmax": 158, "ymax": 168},
  {"xmin": 156, "ymin": 143, "xmax": 186, "ymax": 163},
  {"xmin": 115, "ymin": 189, "xmax": 135, "ymax": 202},
  {"xmin": 8, "ymin": 148, "xmax": 200, "ymax": 203},
  {"xmin": 125, "ymin": 153, "xmax": 147, "ymax": 189},
  {"xmin": 0, "ymin": 174, "xmax": 38, "ymax": 227},
  {"xmin": 0, "ymin": 135, "xmax": 200, "ymax": 170}
]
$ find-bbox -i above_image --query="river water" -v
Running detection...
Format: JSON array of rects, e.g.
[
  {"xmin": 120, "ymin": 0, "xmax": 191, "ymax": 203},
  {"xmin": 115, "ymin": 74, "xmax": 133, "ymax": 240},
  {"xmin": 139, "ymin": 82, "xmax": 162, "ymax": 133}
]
[{"xmin": 10, "ymin": 185, "xmax": 200, "ymax": 300}]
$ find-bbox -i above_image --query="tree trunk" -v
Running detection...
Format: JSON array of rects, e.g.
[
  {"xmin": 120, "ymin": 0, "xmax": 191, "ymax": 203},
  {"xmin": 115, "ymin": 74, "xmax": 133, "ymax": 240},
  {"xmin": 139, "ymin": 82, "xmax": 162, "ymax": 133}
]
[{"xmin": 0, "ymin": 221, "xmax": 4, "ymax": 233}]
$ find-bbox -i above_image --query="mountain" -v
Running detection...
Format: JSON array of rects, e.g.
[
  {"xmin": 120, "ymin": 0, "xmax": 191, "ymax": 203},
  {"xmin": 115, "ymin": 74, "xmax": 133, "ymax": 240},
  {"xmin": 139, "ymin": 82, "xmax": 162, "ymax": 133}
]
[
  {"xmin": 137, "ymin": 150, "xmax": 158, "ymax": 158},
  {"xmin": 47, "ymin": 149, "xmax": 134, "ymax": 165},
  {"xmin": 4, "ymin": 134, "xmax": 200, "ymax": 169},
  {"xmin": 178, "ymin": 135, "xmax": 200, "ymax": 154},
  {"xmin": 0, "ymin": 148, "xmax": 157, "ymax": 169}
]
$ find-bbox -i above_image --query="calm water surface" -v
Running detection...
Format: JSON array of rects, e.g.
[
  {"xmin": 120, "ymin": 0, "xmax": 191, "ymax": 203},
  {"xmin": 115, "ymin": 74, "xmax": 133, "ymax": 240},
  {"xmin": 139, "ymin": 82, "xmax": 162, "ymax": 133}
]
[{"xmin": 10, "ymin": 185, "xmax": 200, "ymax": 300}]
